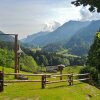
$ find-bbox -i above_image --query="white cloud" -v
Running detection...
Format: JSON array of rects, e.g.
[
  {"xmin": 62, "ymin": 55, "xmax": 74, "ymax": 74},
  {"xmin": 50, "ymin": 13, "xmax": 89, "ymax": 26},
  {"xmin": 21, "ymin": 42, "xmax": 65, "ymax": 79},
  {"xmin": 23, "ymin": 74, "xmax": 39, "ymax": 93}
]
[
  {"xmin": 79, "ymin": 7, "xmax": 100, "ymax": 21},
  {"xmin": 50, "ymin": 6, "xmax": 81, "ymax": 24},
  {"xmin": 80, "ymin": 7, "xmax": 92, "ymax": 21},
  {"xmin": 43, "ymin": 21, "xmax": 61, "ymax": 32}
]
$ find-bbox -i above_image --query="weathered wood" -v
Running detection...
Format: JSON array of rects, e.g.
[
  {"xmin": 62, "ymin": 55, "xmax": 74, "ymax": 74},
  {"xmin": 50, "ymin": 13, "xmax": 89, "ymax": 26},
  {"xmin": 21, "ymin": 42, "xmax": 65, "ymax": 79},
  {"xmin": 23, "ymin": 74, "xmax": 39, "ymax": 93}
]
[
  {"xmin": 14, "ymin": 34, "xmax": 18, "ymax": 79},
  {"xmin": 52, "ymin": 74, "xmax": 73, "ymax": 77},
  {"xmin": 3, "ymin": 80, "xmax": 49, "ymax": 83},
  {"xmin": 41, "ymin": 75, "xmax": 46, "ymax": 89},
  {"xmin": 68, "ymin": 74, "xmax": 71, "ymax": 86},
  {"xmin": 46, "ymin": 80, "xmax": 67, "ymax": 84},
  {"xmin": 73, "ymin": 73, "xmax": 90, "ymax": 76},
  {"xmin": 0, "ymin": 71, "xmax": 4, "ymax": 92},
  {"xmin": 60, "ymin": 70, "xmax": 62, "ymax": 80},
  {"xmin": 4, "ymin": 73, "xmax": 89, "ymax": 77},
  {"xmin": 46, "ymin": 78, "xmax": 90, "ymax": 84},
  {"xmin": 4, "ymin": 73, "xmax": 51, "ymax": 76},
  {"xmin": 73, "ymin": 78, "xmax": 90, "ymax": 82},
  {"xmin": 71, "ymin": 73, "xmax": 73, "ymax": 85},
  {"xmin": 2, "ymin": 72, "xmax": 90, "ymax": 90}
]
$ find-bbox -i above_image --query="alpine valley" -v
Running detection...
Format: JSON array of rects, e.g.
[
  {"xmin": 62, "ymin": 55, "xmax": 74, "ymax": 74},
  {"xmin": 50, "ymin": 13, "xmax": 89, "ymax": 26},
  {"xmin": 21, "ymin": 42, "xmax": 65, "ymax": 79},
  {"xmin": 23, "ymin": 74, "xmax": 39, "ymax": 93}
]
[{"xmin": 21, "ymin": 20, "xmax": 100, "ymax": 56}]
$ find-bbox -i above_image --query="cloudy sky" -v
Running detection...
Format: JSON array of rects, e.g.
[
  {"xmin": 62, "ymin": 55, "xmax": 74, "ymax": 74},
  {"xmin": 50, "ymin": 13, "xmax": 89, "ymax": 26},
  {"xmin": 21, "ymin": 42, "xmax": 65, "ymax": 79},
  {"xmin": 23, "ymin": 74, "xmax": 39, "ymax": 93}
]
[{"xmin": 0, "ymin": 0, "xmax": 100, "ymax": 39}]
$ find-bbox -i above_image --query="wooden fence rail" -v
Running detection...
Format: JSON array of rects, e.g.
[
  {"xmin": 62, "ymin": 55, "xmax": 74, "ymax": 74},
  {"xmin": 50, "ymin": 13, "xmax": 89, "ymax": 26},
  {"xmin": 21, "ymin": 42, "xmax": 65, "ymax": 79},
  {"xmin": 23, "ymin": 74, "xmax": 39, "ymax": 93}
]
[
  {"xmin": 4, "ymin": 73, "xmax": 51, "ymax": 76},
  {"xmin": 0, "ymin": 71, "xmax": 90, "ymax": 92},
  {"xmin": 4, "ymin": 80, "xmax": 49, "ymax": 83}
]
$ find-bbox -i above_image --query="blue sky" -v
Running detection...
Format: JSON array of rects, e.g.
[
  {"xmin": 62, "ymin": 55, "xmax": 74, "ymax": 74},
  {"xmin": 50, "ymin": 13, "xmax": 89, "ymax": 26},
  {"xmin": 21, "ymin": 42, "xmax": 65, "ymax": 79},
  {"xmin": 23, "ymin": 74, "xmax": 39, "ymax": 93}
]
[{"xmin": 0, "ymin": 0, "xmax": 100, "ymax": 39}]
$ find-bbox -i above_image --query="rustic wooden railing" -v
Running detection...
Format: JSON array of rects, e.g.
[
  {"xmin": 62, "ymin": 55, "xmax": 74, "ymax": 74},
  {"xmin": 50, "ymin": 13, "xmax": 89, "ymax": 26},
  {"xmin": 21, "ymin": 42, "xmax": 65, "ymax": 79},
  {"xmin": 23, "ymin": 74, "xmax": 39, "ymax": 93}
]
[{"xmin": 0, "ymin": 71, "xmax": 90, "ymax": 92}]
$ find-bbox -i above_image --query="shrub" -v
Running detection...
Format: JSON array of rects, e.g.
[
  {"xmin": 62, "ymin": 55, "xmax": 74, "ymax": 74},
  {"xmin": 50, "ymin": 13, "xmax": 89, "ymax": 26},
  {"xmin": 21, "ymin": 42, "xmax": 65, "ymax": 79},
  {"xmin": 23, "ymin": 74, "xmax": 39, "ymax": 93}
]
[{"xmin": 79, "ymin": 66, "xmax": 99, "ymax": 85}]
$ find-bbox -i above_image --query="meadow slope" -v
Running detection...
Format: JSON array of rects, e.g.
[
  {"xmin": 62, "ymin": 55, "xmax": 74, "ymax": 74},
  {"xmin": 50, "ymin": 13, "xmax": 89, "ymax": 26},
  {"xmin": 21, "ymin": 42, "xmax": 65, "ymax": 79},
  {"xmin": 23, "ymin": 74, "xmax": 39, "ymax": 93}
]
[{"xmin": 0, "ymin": 66, "xmax": 100, "ymax": 100}]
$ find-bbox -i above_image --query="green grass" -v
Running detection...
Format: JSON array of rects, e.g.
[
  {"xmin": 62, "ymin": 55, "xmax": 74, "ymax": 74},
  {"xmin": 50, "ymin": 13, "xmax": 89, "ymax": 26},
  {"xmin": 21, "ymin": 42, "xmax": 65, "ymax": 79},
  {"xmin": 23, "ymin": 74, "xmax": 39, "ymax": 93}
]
[
  {"xmin": 57, "ymin": 49, "xmax": 68, "ymax": 54},
  {"xmin": 57, "ymin": 49, "xmax": 78, "ymax": 57},
  {"xmin": 32, "ymin": 48, "xmax": 41, "ymax": 52},
  {"xmin": 0, "ymin": 66, "xmax": 100, "ymax": 100}
]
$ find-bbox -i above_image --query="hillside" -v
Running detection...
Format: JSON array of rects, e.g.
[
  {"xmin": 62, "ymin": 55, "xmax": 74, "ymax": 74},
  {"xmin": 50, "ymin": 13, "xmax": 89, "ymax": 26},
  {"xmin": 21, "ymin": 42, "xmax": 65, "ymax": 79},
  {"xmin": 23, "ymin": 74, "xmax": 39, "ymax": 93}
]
[
  {"xmin": 21, "ymin": 31, "xmax": 50, "ymax": 46},
  {"xmin": 21, "ymin": 20, "xmax": 90, "ymax": 47},
  {"xmin": 22, "ymin": 20, "xmax": 100, "ymax": 57},
  {"xmin": 0, "ymin": 47, "xmax": 39, "ymax": 73},
  {"xmin": 65, "ymin": 20, "xmax": 100, "ymax": 56},
  {"xmin": 0, "ymin": 66, "xmax": 100, "ymax": 100},
  {"xmin": 21, "ymin": 20, "xmax": 100, "ymax": 56}
]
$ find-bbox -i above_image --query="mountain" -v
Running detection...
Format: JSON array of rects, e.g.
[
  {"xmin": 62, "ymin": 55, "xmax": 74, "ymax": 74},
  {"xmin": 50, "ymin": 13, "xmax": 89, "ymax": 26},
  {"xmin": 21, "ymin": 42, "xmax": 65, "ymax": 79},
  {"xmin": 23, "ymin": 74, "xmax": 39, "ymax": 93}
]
[
  {"xmin": 0, "ymin": 31, "xmax": 14, "ymax": 42},
  {"xmin": 65, "ymin": 20, "xmax": 100, "ymax": 56},
  {"xmin": 0, "ymin": 31, "xmax": 15, "ymax": 50},
  {"xmin": 21, "ymin": 31, "xmax": 50, "ymax": 45},
  {"xmin": 42, "ymin": 42, "xmax": 64, "ymax": 52},
  {"xmin": 21, "ymin": 20, "xmax": 90, "ymax": 47}
]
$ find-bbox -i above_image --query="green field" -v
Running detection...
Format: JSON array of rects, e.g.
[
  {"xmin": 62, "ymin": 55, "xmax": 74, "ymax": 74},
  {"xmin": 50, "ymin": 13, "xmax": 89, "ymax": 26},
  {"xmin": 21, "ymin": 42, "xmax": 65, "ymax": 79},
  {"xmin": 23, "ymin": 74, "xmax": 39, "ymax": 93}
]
[
  {"xmin": 0, "ymin": 66, "xmax": 100, "ymax": 100},
  {"xmin": 57, "ymin": 49, "xmax": 78, "ymax": 57}
]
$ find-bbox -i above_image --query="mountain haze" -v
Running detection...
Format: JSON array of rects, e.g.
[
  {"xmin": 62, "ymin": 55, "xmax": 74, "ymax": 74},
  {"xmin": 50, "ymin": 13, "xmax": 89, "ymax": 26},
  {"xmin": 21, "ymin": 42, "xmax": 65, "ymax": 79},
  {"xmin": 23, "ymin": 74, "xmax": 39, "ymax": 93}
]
[
  {"xmin": 66, "ymin": 20, "xmax": 100, "ymax": 56},
  {"xmin": 21, "ymin": 21, "xmax": 90, "ymax": 47},
  {"xmin": 21, "ymin": 31, "xmax": 49, "ymax": 45},
  {"xmin": 0, "ymin": 31, "xmax": 14, "ymax": 42}
]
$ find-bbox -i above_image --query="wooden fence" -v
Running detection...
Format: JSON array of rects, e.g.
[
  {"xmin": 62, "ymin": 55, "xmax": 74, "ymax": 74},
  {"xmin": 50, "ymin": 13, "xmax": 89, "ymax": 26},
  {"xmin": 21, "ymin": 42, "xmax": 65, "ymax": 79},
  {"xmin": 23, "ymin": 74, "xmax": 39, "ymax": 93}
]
[{"xmin": 0, "ymin": 71, "xmax": 90, "ymax": 92}]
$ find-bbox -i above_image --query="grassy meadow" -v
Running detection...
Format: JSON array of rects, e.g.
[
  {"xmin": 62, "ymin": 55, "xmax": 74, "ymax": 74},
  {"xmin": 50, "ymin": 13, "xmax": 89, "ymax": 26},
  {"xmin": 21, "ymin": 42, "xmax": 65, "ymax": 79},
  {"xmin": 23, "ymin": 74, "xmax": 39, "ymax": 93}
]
[{"xmin": 0, "ymin": 66, "xmax": 100, "ymax": 100}]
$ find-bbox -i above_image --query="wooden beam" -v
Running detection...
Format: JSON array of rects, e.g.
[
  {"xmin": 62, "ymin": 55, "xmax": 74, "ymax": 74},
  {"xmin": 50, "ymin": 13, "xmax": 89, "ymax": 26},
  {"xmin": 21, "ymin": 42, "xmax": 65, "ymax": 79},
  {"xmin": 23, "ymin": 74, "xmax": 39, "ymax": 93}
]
[
  {"xmin": 73, "ymin": 78, "xmax": 90, "ymax": 82},
  {"xmin": 46, "ymin": 80, "xmax": 67, "ymax": 84},
  {"xmin": 14, "ymin": 34, "xmax": 18, "ymax": 78},
  {"xmin": 4, "ymin": 73, "xmax": 51, "ymax": 76},
  {"xmin": 73, "ymin": 73, "xmax": 90, "ymax": 76},
  {"xmin": 0, "ymin": 34, "xmax": 18, "ymax": 35},
  {"xmin": 52, "ymin": 74, "xmax": 72, "ymax": 77},
  {"xmin": 4, "ymin": 80, "xmax": 49, "ymax": 83}
]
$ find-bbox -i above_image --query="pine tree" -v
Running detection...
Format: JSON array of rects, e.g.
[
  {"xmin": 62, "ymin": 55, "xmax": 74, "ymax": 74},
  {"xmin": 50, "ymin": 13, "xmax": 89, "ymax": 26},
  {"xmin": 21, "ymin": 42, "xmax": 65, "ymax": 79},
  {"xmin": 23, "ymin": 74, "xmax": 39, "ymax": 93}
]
[{"xmin": 87, "ymin": 32, "xmax": 100, "ymax": 71}]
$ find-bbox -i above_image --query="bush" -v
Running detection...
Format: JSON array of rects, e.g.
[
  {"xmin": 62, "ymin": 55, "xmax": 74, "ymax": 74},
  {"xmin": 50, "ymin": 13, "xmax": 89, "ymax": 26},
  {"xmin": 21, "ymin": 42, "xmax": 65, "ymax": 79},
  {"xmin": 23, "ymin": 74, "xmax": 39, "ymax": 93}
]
[{"xmin": 79, "ymin": 66, "xmax": 99, "ymax": 85}]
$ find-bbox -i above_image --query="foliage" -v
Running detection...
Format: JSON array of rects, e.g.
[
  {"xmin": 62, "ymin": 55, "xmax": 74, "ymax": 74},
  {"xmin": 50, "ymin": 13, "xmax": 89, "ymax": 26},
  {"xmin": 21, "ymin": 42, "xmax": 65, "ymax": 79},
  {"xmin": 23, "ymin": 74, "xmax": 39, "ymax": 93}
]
[
  {"xmin": 81, "ymin": 32, "xmax": 100, "ymax": 86},
  {"xmin": 72, "ymin": 0, "xmax": 100, "ymax": 12},
  {"xmin": 0, "ymin": 49, "xmax": 14, "ymax": 68},
  {"xmin": 0, "ymin": 48, "xmax": 39, "ymax": 73},
  {"xmin": 22, "ymin": 47, "xmax": 87, "ymax": 67},
  {"xmin": 69, "ymin": 44, "xmax": 90, "ymax": 56},
  {"xmin": 0, "ymin": 41, "xmax": 14, "ymax": 50},
  {"xmin": 42, "ymin": 43, "xmax": 63, "ymax": 52},
  {"xmin": 87, "ymin": 32, "xmax": 100, "ymax": 71},
  {"xmin": 23, "ymin": 47, "xmax": 69, "ymax": 66},
  {"xmin": 23, "ymin": 48, "xmax": 70, "ymax": 66},
  {"xmin": 79, "ymin": 66, "xmax": 99, "ymax": 85},
  {"xmin": 20, "ymin": 53, "xmax": 39, "ymax": 72},
  {"xmin": 69, "ymin": 56, "xmax": 87, "ymax": 66}
]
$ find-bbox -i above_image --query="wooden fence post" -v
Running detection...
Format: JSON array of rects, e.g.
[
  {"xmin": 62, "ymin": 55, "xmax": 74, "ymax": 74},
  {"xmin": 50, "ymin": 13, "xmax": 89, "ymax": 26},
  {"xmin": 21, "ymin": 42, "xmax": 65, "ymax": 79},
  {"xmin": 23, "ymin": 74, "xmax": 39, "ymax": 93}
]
[
  {"xmin": 60, "ymin": 70, "xmax": 62, "ymax": 80},
  {"xmin": 68, "ymin": 73, "xmax": 73, "ymax": 86},
  {"xmin": 0, "ymin": 71, "xmax": 4, "ymax": 92},
  {"xmin": 71, "ymin": 73, "xmax": 73, "ymax": 85},
  {"xmin": 14, "ymin": 34, "xmax": 19, "ymax": 79},
  {"xmin": 68, "ymin": 74, "xmax": 71, "ymax": 86},
  {"xmin": 41, "ymin": 75, "xmax": 46, "ymax": 89}
]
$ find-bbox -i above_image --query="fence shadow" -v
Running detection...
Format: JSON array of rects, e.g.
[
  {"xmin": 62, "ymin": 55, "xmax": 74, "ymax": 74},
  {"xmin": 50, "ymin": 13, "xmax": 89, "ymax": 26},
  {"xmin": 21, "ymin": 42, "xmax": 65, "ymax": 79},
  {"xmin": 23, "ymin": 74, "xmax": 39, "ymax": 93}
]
[{"xmin": 47, "ymin": 82, "xmax": 83, "ymax": 89}]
